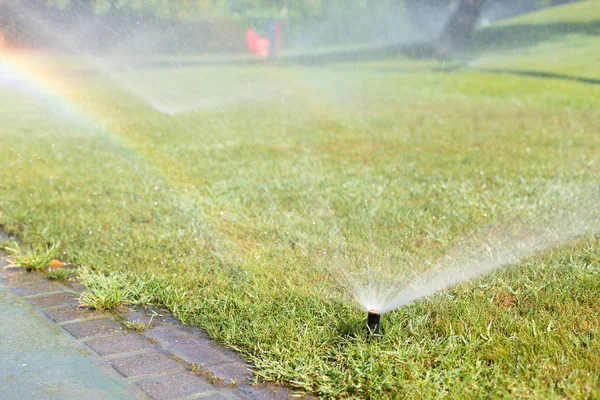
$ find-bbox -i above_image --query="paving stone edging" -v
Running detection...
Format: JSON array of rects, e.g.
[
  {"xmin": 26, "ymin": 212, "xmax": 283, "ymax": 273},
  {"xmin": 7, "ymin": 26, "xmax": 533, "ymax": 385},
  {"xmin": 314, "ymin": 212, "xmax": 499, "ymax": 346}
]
[{"xmin": 0, "ymin": 250, "xmax": 303, "ymax": 400}]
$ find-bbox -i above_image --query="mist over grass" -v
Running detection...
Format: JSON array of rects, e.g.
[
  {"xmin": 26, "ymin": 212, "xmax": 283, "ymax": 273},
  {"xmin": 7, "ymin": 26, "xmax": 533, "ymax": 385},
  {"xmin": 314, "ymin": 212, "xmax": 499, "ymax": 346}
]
[{"xmin": 1, "ymin": 1, "xmax": 600, "ymax": 398}]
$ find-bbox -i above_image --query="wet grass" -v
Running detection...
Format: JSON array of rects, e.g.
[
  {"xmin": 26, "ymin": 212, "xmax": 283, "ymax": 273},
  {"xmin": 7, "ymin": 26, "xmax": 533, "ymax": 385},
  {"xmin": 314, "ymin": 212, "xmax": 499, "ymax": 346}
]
[
  {"xmin": 1, "ymin": 4, "xmax": 600, "ymax": 398},
  {"xmin": 46, "ymin": 266, "xmax": 75, "ymax": 280}
]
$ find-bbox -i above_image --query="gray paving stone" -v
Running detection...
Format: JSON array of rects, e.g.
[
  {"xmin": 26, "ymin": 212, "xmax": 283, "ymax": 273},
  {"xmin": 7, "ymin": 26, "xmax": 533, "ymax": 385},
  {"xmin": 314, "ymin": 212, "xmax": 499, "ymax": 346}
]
[
  {"xmin": 0, "ymin": 267, "xmax": 47, "ymax": 286},
  {"xmin": 124, "ymin": 310, "xmax": 156, "ymax": 326},
  {"xmin": 203, "ymin": 362, "xmax": 251, "ymax": 385},
  {"xmin": 44, "ymin": 306, "xmax": 106, "ymax": 323},
  {"xmin": 11, "ymin": 281, "xmax": 65, "ymax": 295},
  {"xmin": 148, "ymin": 325, "xmax": 211, "ymax": 347},
  {"xmin": 0, "ymin": 278, "xmax": 144, "ymax": 400},
  {"xmin": 136, "ymin": 372, "xmax": 215, "ymax": 400},
  {"xmin": 68, "ymin": 282, "xmax": 86, "ymax": 292},
  {"xmin": 202, "ymin": 394, "xmax": 232, "ymax": 400},
  {"xmin": 109, "ymin": 351, "xmax": 183, "ymax": 378},
  {"xmin": 0, "ymin": 252, "xmax": 9, "ymax": 267},
  {"xmin": 86, "ymin": 334, "xmax": 154, "ymax": 356},
  {"xmin": 237, "ymin": 385, "xmax": 299, "ymax": 400},
  {"xmin": 62, "ymin": 318, "xmax": 123, "ymax": 338},
  {"xmin": 27, "ymin": 291, "xmax": 79, "ymax": 308},
  {"xmin": 125, "ymin": 308, "xmax": 173, "ymax": 327},
  {"xmin": 149, "ymin": 326, "xmax": 242, "ymax": 367},
  {"xmin": 173, "ymin": 343, "xmax": 239, "ymax": 367}
]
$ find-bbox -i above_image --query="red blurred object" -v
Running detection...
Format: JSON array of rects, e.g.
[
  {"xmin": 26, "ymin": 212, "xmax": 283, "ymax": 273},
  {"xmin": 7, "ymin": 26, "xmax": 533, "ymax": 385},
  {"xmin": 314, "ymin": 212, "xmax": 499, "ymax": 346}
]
[
  {"xmin": 245, "ymin": 29, "xmax": 258, "ymax": 52},
  {"xmin": 245, "ymin": 28, "xmax": 269, "ymax": 57}
]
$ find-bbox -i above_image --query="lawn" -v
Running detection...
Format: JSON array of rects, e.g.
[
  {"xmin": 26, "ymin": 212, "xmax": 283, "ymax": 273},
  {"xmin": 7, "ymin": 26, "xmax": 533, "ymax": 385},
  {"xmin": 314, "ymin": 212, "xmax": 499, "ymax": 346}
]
[
  {"xmin": 1, "ymin": 2, "xmax": 600, "ymax": 398},
  {"xmin": 469, "ymin": 0, "xmax": 600, "ymax": 79}
]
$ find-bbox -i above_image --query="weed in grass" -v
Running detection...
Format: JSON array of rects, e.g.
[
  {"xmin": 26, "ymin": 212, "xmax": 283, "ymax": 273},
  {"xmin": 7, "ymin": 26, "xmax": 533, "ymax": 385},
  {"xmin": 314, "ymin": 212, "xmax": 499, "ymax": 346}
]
[
  {"xmin": 77, "ymin": 268, "xmax": 154, "ymax": 310},
  {"xmin": 190, "ymin": 363, "xmax": 221, "ymax": 385},
  {"xmin": 189, "ymin": 363, "xmax": 203, "ymax": 374},
  {"xmin": 46, "ymin": 267, "xmax": 75, "ymax": 280},
  {"xmin": 123, "ymin": 320, "xmax": 148, "ymax": 332},
  {"xmin": 4, "ymin": 241, "xmax": 58, "ymax": 271},
  {"xmin": 78, "ymin": 286, "xmax": 128, "ymax": 310}
]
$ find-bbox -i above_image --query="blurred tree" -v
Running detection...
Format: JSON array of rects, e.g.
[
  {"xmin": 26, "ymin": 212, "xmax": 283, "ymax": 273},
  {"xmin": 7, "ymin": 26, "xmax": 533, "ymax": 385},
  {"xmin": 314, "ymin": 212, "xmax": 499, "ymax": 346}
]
[
  {"xmin": 37, "ymin": 0, "xmax": 397, "ymax": 22},
  {"xmin": 438, "ymin": 0, "xmax": 485, "ymax": 54},
  {"xmin": 404, "ymin": 0, "xmax": 580, "ymax": 54},
  {"xmin": 4, "ymin": 0, "xmax": 581, "ymax": 52}
]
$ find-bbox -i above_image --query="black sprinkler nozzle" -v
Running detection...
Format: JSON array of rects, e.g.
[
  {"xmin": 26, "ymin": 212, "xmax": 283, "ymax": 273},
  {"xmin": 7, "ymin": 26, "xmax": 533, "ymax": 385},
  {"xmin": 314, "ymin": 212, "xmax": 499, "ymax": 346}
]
[{"xmin": 367, "ymin": 310, "xmax": 381, "ymax": 335}]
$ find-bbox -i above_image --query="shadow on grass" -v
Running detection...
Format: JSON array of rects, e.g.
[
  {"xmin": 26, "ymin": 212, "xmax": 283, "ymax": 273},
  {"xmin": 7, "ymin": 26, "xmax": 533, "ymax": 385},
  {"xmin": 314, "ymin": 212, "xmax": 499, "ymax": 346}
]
[
  {"xmin": 476, "ymin": 68, "xmax": 600, "ymax": 85},
  {"xmin": 471, "ymin": 20, "xmax": 600, "ymax": 53},
  {"xmin": 335, "ymin": 317, "xmax": 366, "ymax": 339},
  {"xmin": 280, "ymin": 20, "xmax": 600, "ymax": 66},
  {"xmin": 368, "ymin": 64, "xmax": 600, "ymax": 86}
]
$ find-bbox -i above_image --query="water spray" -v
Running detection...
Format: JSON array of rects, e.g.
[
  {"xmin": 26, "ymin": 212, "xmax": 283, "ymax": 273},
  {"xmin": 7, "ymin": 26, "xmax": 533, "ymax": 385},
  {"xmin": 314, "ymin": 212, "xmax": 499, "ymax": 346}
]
[{"xmin": 367, "ymin": 309, "xmax": 381, "ymax": 335}]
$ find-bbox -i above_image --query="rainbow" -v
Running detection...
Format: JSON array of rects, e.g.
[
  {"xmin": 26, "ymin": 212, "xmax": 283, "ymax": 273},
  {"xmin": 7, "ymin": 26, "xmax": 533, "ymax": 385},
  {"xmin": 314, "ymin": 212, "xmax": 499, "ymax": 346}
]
[
  {"xmin": 0, "ymin": 49, "xmax": 96, "ymax": 124},
  {"xmin": 0, "ymin": 49, "xmax": 145, "ymax": 160}
]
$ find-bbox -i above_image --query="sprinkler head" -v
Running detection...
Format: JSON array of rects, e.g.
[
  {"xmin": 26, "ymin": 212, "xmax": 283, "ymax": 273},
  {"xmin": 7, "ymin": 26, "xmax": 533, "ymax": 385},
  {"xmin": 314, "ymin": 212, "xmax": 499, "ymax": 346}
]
[{"xmin": 367, "ymin": 309, "xmax": 381, "ymax": 335}]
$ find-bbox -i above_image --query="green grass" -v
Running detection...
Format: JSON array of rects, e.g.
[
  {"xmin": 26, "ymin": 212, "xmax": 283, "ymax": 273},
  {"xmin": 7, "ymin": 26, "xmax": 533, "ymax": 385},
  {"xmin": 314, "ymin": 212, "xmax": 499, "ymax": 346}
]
[
  {"xmin": 46, "ymin": 266, "xmax": 75, "ymax": 280},
  {"xmin": 4, "ymin": 241, "xmax": 58, "ymax": 271},
  {"xmin": 122, "ymin": 320, "xmax": 149, "ymax": 332},
  {"xmin": 77, "ymin": 267, "xmax": 154, "ymax": 310},
  {"xmin": 1, "ymin": 3, "xmax": 600, "ymax": 397}
]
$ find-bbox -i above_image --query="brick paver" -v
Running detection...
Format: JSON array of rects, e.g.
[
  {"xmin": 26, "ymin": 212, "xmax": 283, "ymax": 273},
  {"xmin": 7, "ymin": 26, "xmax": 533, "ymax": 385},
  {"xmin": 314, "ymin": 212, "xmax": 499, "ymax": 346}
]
[
  {"xmin": 136, "ymin": 372, "xmax": 216, "ymax": 400},
  {"xmin": 204, "ymin": 362, "xmax": 252, "ymax": 385},
  {"xmin": 11, "ymin": 280, "xmax": 65, "ymax": 295},
  {"xmin": 86, "ymin": 334, "xmax": 154, "ymax": 356},
  {"xmin": 201, "ymin": 393, "xmax": 232, "ymax": 400},
  {"xmin": 0, "ymin": 267, "xmax": 47, "ymax": 286},
  {"xmin": 44, "ymin": 306, "xmax": 106, "ymax": 323},
  {"xmin": 109, "ymin": 351, "xmax": 184, "ymax": 378},
  {"xmin": 62, "ymin": 318, "xmax": 124, "ymax": 338},
  {"xmin": 26, "ymin": 291, "xmax": 79, "ymax": 308},
  {"xmin": 147, "ymin": 325, "xmax": 211, "ymax": 347}
]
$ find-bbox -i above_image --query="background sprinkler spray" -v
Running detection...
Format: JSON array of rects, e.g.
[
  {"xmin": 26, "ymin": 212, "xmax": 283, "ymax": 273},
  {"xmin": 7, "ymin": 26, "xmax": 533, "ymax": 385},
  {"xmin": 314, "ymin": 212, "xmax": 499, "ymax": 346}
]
[{"xmin": 367, "ymin": 310, "xmax": 381, "ymax": 335}]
